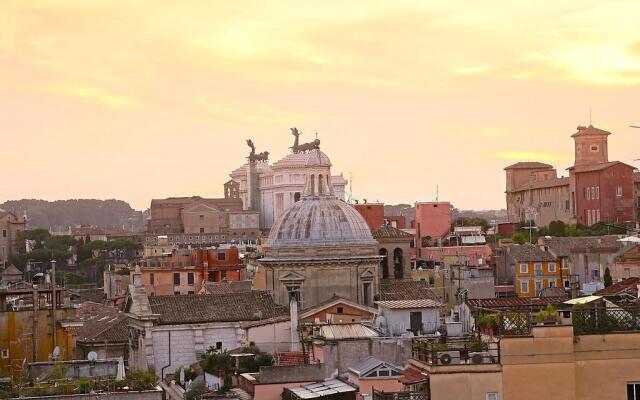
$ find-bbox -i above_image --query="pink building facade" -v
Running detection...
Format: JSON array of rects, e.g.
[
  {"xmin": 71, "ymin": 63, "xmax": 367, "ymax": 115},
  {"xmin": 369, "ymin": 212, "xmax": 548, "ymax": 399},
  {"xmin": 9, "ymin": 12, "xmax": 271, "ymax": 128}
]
[{"xmin": 415, "ymin": 202, "xmax": 451, "ymax": 259}]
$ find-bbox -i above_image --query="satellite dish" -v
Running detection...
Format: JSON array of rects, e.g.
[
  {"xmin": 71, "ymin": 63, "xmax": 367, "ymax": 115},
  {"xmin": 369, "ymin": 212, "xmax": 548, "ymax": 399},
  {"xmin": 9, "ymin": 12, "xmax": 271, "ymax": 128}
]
[
  {"xmin": 52, "ymin": 346, "xmax": 60, "ymax": 360},
  {"xmin": 87, "ymin": 351, "xmax": 98, "ymax": 361}
]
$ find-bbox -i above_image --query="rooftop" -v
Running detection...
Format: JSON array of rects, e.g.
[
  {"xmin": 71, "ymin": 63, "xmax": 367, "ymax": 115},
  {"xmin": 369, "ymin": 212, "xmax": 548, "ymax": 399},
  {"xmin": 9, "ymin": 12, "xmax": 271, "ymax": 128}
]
[
  {"xmin": 371, "ymin": 225, "xmax": 414, "ymax": 240},
  {"xmin": 540, "ymin": 235, "xmax": 623, "ymax": 257},
  {"xmin": 504, "ymin": 161, "xmax": 553, "ymax": 170},
  {"xmin": 285, "ymin": 379, "xmax": 357, "ymax": 399},
  {"xmin": 147, "ymin": 291, "xmax": 288, "ymax": 325},
  {"xmin": 465, "ymin": 296, "xmax": 568, "ymax": 312},
  {"xmin": 595, "ymin": 277, "xmax": 640, "ymax": 297},
  {"xmin": 376, "ymin": 299, "xmax": 444, "ymax": 309},
  {"xmin": 571, "ymin": 124, "xmax": 612, "ymax": 137},
  {"xmin": 508, "ymin": 244, "xmax": 556, "ymax": 262},
  {"xmin": 378, "ymin": 280, "xmax": 437, "ymax": 301},
  {"xmin": 76, "ymin": 302, "xmax": 128, "ymax": 344},
  {"xmin": 317, "ymin": 323, "xmax": 381, "ymax": 340},
  {"xmin": 347, "ymin": 356, "xmax": 401, "ymax": 378}
]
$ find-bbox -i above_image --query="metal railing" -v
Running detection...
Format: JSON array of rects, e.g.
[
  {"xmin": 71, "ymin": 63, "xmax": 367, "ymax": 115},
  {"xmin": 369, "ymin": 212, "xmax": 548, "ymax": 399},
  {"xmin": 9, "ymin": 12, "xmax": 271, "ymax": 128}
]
[
  {"xmin": 373, "ymin": 389, "xmax": 428, "ymax": 400},
  {"xmin": 411, "ymin": 338, "xmax": 500, "ymax": 365}
]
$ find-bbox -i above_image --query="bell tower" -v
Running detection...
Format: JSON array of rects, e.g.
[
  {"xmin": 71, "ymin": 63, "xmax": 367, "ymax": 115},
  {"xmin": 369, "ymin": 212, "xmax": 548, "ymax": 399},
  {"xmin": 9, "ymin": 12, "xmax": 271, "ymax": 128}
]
[{"xmin": 572, "ymin": 125, "xmax": 610, "ymax": 167}]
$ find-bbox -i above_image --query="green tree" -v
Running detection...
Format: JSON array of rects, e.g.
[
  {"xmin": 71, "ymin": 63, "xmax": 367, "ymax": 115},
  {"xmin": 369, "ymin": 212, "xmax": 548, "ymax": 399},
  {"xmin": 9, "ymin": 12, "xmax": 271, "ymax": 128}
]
[
  {"xmin": 548, "ymin": 220, "xmax": 566, "ymax": 236},
  {"xmin": 512, "ymin": 232, "xmax": 527, "ymax": 244},
  {"xmin": 604, "ymin": 267, "xmax": 613, "ymax": 287}
]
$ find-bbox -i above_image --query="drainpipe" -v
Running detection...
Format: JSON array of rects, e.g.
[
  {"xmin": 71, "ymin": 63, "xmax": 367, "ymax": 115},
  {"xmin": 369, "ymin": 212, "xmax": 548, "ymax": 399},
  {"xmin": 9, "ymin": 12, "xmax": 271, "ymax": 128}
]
[{"xmin": 160, "ymin": 331, "xmax": 172, "ymax": 380}]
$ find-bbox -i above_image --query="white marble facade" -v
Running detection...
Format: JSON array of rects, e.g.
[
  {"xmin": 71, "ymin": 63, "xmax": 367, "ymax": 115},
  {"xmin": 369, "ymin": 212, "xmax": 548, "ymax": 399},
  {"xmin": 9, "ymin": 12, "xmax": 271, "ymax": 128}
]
[{"xmin": 230, "ymin": 152, "xmax": 347, "ymax": 230}]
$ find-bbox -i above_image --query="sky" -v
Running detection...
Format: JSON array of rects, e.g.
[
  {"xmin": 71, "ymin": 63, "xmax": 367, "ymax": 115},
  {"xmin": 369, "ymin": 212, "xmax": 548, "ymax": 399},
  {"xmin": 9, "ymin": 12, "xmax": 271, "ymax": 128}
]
[{"xmin": 2, "ymin": 1, "xmax": 640, "ymax": 211}]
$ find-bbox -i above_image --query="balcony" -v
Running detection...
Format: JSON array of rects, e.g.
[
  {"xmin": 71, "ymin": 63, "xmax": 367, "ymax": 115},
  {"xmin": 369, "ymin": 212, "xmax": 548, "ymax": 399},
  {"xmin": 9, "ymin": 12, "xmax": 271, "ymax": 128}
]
[
  {"xmin": 571, "ymin": 306, "xmax": 640, "ymax": 335},
  {"xmin": 411, "ymin": 337, "xmax": 500, "ymax": 366}
]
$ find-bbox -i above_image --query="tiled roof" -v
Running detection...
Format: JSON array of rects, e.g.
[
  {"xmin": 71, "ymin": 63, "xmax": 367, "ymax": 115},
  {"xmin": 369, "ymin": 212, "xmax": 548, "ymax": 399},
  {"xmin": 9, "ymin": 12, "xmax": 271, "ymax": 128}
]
[
  {"xmin": 70, "ymin": 288, "xmax": 105, "ymax": 304},
  {"xmin": 201, "ymin": 280, "xmax": 253, "ymax": 295},
  {"xmin": 148, "ymin": 291, "xmax": 288, "ymax": 325},
  {"xmin": 76, "ymin": 302, "xmax": 129, "ymax": 344},
  {"xmin": 504, "ymin": 162, "xmax": 553, "ymax": 170},
  {"xmin": 508, "ymin": 244, "xmax": 556, "ymax": 262},
  {"xmin": 539, "ymin": 287, "xmax": 566, "ymax": 298},
  {"xmin": 595, "ymin": 277, "xmax": 640, "ymax": 296},
  {"xmin": 276, "ymin": 351, "xmax": 306, "ymax": 366},
  {"xmin": 510, "ymin": 177, "xmax": 570, "ymax": 192},
  {"xmin": 378, "ymin": 280, "xmax": 437, "ymax": 301},
  {"xmin": 2, "ymin": 264, "xmax": 23, "ymax": 276},
  {"xmin": 465, "ymin": 296, "xmax": 567, "ymax": 312},
  {"xmin": 399, "ymin": 367, "xmax": 427, "ymax": 384},
  {"xmin": 541, "ymin": 235, "xmax": 623, "ymax": 257},
  {"xmin": 371, "ymin": 226, "xmax": 414, "ymax": 240},
  {"xmin": 570, "ymin": 161, "xmax": 635, "ymax": 173},
  {"xmin": 240, "ymin": 314, "xmax": 290, "ymax": 329},
  {"xmin": 571, "ymin": 124, "xmax": 611, "ymax": 137},
  {"xmin": 376, "ymin": 299, "xmax": 443, "ymax": 309}
]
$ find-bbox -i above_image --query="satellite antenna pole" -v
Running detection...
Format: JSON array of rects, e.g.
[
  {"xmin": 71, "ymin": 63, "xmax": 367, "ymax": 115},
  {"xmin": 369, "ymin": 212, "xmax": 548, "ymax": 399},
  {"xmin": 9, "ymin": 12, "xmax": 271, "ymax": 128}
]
[
  {"xmin": 589, "ymin": 106, "xmax": 592, "ymax": 125},
  {"xmin": 436, "ymin": 185, "xmax": 439, "ymax": 202}
]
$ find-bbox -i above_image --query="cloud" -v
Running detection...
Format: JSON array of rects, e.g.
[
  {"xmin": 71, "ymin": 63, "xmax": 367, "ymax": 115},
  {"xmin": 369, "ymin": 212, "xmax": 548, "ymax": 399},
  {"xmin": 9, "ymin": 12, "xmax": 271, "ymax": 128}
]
[
  {"xmin": 49, "ymin": 84, "xmax": 135, "ymax": 109},
  {"xmin": 495, "ymin": 151, "xmax": 571, "ymax": 162}
]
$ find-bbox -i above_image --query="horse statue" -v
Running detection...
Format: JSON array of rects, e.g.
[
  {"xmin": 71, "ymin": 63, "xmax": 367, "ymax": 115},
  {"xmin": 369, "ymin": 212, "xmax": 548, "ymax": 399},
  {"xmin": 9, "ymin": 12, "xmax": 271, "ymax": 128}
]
[
  {"xmin": 296, "ymin": 139, "xmax": 321, "ymax": 153},
  {"xmin": 253, "ymin": 151, "xmax": 270, "ymax": 162},
  {"xmin": 246, "ymin": 139, "xmax": 256, "ymax": 158}
]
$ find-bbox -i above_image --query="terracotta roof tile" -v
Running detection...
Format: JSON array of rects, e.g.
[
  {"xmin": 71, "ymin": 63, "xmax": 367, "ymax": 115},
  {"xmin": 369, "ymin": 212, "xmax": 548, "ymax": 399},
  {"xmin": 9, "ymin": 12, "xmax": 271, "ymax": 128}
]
[
  {"xmin": 372, "ymin": 226, "xmax": 414, "ymax": 240},
  {"xmin": 504, "ymin": 162, "xmax": 553, "ymax": 170},
  {"xmin": 76, "ymin": 302, "xmax": 128, "ymax": 344},
  {"xmin": 508, "ymin": 244, "xmax": 556, "ymax": 262},
  {"xmin": 148, "ymin": 291, "xmax": 288, "ymax": 325},
  {"xmin": 595, "ymin": 277, "xmax": 640, "ymax": 296},
  {"xmin": 378, "ymin": 280, "xmax": 437, "ymax": 301}
]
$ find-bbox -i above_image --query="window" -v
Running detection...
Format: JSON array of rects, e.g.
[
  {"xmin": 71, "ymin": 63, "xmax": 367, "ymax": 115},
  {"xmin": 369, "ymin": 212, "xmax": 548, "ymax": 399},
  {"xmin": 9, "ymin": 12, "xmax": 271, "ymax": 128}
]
[
  {"xmin": 1, "ymin": 349, "xmax": 8, "ymax": 359},
  {"xmin": 548, "ymin": 263, "xmax": 556, "ymax": 273},
  {"xmin": 617, "ymin": 186, "xmax": 623, "ymax": 197},
  {"xmin": 187, "ymin": 272, "xmax": 194, "ymax": 285},
  {"xmin": 549, "ymin": 281, "xmax": 556, "ymax": 287},
  {"xmin": 199, "ymin": 215, "xmax": 204, "ymax": 220},
  {"xmin": 519, "ymin": 263, "xmax": 528, "ymax": 274},
  {"xmin": 535, "ymin": 280, "xmax": 543, "ymax": 294},
  {"xmin": 363, "ymin": 282, "xmax": 371, "ymax": 306},
  {"xmin": 534, "ymin": 263, "xmax": 543, "ymax": 276},
  {"xmin": 486, "ymin": 393, "xmax": 498, "ymax": 400},
  {"xmin": 520, "ymin": 280, "xmax": 529, "ymax": 293},
  {"xmin": 586, "ymin": 187, "xmax": 591, "ymax": 200},
  {"xmin": 1, "ymin": 230, "xmax": 5, "ymax": 238},
  {"xmin": 173, "ymin": 272, "xmax": 180, "ymax": 285},
  {"xmin": 174, "ymin": 291, "xmax": 180, "ymax": 295},
  {"xmin": 150, "ymin": 273, "xmax": 155, "ymax": 285},
  {"xmin": 590, "ymin": 145, "xmax": 598, "ymax": 152},
  {"xmin": 216, "ymin": 342, "xmax": 223, "ymax": 350},
  {"xmin": 595, "ymin": 186, "xmax": 600, "ymax": 199},
  {"xmin": 627, "ymin": 382, "xmax": 640, "ymax": 400},
  {"xmin": 188, "ymin": 291, "xmax": 195, "ymax": 295},
  {"xmin": 217, "ymin": 252, "xmax": 226, "ymax": 261},
  {"xmin": 200, "ymin": 227, "xmax": 204, "ymax": 233},
  {"xmin": 428, "ymin": 276, "xmax": 435, "ymax": 285},
  {"xmin": 336, "ymin": 307, "xmax": 344, "ymax": 314}
]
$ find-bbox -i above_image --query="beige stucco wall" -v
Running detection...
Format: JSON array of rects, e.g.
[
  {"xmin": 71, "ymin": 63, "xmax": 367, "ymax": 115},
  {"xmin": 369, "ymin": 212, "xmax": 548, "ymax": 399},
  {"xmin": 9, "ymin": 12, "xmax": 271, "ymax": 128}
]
[{"xmin": 430, "ymin": 370, "xmax": 502, "ymax": 400}]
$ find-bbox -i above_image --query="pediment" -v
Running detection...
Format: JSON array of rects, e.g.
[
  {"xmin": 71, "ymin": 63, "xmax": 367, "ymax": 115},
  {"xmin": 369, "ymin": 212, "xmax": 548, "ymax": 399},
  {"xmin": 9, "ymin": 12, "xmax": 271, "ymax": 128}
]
[
  {"xmin": 183, "ymin": 202, "xmax": 221, "ymax": 213},
  {"xmin": 360, "ymin": 268, "xmax": 375, "ymax": 279},
  {"xmin": 279, "ymin": 271, "xmax": 306, "ymax": 282}
]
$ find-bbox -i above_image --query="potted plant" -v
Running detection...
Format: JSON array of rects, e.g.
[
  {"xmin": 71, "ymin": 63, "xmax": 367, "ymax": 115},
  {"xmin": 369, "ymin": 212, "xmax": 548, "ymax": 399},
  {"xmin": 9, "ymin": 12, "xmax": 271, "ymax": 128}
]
[{"xmin": 535, "ymin": 304, "xmax": 560, "ymax": 325}]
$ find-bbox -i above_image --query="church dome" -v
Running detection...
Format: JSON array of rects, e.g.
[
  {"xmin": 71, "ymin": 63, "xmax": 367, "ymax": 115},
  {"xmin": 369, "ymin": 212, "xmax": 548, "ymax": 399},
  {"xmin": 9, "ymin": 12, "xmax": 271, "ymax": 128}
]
[
  {"xmin": 265, "ymin": 197, "xmax": 377, "ymax": 248},
  {"xmin": 305, "ymin": 149, "xmax": 331, "ymax": 167}
]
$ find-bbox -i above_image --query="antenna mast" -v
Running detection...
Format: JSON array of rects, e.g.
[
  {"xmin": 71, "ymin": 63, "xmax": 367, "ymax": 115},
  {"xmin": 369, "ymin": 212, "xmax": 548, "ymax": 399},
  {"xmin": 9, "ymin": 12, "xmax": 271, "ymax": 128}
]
[{"xmin": 348, "ymin": 172, "xmax": 353, "ymax": 204}]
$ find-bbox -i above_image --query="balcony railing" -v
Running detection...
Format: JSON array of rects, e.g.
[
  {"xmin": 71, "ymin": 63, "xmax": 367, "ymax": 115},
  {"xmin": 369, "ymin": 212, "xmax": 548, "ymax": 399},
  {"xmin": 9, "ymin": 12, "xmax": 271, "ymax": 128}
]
[
  {"xmin": 572, "ymin": 306, "xmax": 640, "ymax": 335},
  {"xmin": 411, "ymin": 338, "xmax": 500, "ymax": 365}
]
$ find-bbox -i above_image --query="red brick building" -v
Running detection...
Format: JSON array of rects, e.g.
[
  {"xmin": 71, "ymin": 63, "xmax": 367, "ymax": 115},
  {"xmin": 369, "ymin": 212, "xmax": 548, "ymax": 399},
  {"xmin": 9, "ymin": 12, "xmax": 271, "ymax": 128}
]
[
  {"xmin": 505, "ymin": 125, "xmax": 638, "ymax": 227},
  {"xmin": 415, "ymin": 202, "xmax": 452, "ymax": 258}
]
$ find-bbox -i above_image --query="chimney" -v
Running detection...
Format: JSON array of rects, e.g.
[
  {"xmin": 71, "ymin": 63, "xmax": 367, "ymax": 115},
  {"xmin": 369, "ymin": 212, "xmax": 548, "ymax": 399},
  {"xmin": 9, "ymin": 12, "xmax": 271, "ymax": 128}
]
[{"xmin": 289, "ymin": 291, "xmax": 301, "ymax": 352}]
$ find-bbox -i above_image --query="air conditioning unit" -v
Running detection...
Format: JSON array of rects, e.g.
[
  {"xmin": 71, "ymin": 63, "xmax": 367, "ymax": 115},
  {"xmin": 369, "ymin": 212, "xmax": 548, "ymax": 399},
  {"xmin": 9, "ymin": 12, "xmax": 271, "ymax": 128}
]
[
  {"xmin": 437, "ymin": 351, "xmax": 461, "ymax": 365},
  {"xmin": 469, "ymin": 351, "xmax": 492, "ymax": 364}
]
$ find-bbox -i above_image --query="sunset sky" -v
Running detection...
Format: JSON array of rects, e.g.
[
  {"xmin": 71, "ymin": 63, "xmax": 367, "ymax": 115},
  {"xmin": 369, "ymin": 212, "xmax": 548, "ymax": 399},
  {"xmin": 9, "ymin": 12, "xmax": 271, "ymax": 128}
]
[{"xmin": 3, "ymin": 1, "xmax": 640, "ymax": 211}]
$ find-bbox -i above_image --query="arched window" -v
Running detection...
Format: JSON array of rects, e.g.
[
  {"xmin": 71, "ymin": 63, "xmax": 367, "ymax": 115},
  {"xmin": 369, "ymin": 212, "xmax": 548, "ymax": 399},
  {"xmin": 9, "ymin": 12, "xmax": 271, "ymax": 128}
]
[
  {"xmin": 393, "ymin": 248, "xmax": 403, "ymax": 279},
  {"xmin": 310, "ymin": 174, "xmax": 315, "ymax": 195},
  {"xmin": 294, "ymin": 192, "xmax": 301, "ymax": 202},
  {"xmin": 379, "ymin": 248, "xmax": 389, "ymax": 279},
  {"xmin": 318, "ymin": 174, "xmax": 324, "ymax": 195}
]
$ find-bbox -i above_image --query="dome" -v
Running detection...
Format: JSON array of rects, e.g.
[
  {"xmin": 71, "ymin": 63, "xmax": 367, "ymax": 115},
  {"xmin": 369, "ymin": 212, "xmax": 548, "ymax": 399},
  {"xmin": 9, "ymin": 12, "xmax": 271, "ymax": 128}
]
[
  {"xmin": 305, "ymin": 149, "xmax": 331, "ymax": 167},
  {"xmin": 265, "ymin": 197, "xmax": 377, "ymax": 248}
]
